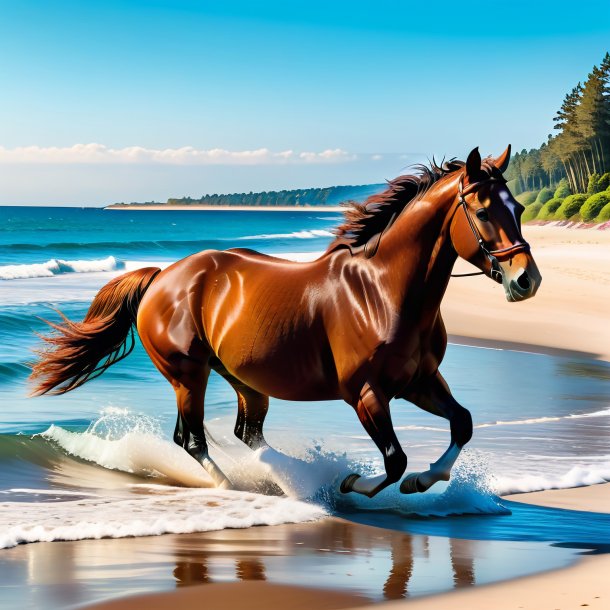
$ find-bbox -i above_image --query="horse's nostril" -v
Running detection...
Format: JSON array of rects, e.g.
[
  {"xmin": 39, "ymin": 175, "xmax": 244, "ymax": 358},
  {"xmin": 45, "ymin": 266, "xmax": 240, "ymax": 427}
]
[{"xmin": 516, "ymin": 271, "xmax": 531, "ymax": 290}]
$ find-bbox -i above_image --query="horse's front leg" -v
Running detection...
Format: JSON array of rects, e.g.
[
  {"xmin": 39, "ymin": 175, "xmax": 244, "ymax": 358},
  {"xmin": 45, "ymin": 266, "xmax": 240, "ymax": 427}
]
[
  {"xmin": 399, "ymin": 372, "xmax": 472, "ymax": 494},
  {"xmin": 341, "ymin": 382, "xmax": 407, "ymax": 498}
]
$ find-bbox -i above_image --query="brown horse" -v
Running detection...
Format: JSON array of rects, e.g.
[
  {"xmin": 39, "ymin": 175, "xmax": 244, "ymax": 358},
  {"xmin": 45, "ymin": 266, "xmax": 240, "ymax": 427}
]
[{"xmin": 31, "ymin": 146, "xmax": 541, "ymax": 498}]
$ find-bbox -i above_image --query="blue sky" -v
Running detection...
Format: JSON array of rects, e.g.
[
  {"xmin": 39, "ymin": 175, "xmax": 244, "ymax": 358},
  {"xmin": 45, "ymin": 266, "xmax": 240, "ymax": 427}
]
[{"xmin": 1, "ymin": 1, "xmax": 609, "ymax": 205}]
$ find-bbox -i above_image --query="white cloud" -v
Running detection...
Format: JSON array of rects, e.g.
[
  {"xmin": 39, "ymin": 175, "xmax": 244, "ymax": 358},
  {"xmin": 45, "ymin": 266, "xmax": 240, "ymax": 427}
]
[{"xmin": 0, "ymin": 143, "xmax": 358, "ymax": 166}]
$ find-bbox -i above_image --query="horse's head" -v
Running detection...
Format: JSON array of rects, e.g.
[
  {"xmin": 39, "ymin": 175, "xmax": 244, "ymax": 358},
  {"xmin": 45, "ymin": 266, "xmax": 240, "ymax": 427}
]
[{"xmin": 450, "ymin": 146, "xmax": 541, "ymax": 302}]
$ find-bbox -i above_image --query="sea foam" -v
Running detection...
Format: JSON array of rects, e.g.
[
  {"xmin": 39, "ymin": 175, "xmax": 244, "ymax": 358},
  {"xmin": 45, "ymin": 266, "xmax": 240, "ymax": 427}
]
[
  {"xmin": 0, "ymin": 256, "xmax": 124, "ymax": 280},
  {"xmin": 239, "ymin": 229, "xmax": 334, "ymax": 240},
  {"xmin": 0, "ymin": 487, "xmax": 326, "ymax": 549}
]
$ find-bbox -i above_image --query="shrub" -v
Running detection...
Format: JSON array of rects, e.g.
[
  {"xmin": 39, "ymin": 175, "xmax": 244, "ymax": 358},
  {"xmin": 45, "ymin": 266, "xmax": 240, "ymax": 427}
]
[
  {"xmin": 516, "ymin": 191, "xmax": 538, "ymax": 206},
  {"xmin": 580, "ymin": 192, "xmax": 610, "ymax": 222},
  {"xmin": 522, "ymin": 203, "xmax": 543, "ymax": 223},
  {"xmin": 598, "ymin": 172, "xmax": 610, "ymax": 192},
  {"xmin": 535, "ymin": 187, "xmax": 554, "ymax": 205},
  {"xmin": 554, "ymin": 178, "xmax": 571, "ymax": 199},
  {"xmin": 596, "ymin": 201, "xmax": 610, "ymax": 222},
  {"xmin": 537, "ymin": 197, "xmax": 563, "ymax": 220},
  {"xmin": 587, "ymin": 173, "xmax": 601, "ymax": 195},
  {"xmin": 554, "ymin": 194, "xmax": 587, "ymax": 220}
]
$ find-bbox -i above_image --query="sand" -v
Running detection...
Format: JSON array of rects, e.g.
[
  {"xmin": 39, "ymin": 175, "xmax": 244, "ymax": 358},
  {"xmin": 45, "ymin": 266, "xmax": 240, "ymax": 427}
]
[
  {"xmin": 444, "ymin": 224, "xmax": 610, "ymax": 361},
  {"xmin": 38, "ymin": 224, "xmax": 610, "ymax": 609}
]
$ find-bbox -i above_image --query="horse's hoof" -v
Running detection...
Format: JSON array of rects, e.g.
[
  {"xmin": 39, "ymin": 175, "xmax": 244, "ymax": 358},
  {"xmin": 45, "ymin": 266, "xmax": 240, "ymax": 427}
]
[
  {"xmin": 399, "ymin": 473, "xmax": 427, "ymax": 494},
  {"xmin": 340, "ymin": 473, "xmax": 361, "ymax": 494}
]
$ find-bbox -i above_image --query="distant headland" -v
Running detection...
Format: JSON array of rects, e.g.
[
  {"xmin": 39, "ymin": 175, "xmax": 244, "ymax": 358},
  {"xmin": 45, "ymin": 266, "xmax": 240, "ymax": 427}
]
[{"xmin": 105, "ymin": 183, "xmax": 385, "ymax": 211}]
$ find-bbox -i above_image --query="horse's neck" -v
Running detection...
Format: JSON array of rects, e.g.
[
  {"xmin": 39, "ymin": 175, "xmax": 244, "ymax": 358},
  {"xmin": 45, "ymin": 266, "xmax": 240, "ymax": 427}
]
[{"xmin": 374, "ymin": 176, "xmax": 459, "ymax": 321}]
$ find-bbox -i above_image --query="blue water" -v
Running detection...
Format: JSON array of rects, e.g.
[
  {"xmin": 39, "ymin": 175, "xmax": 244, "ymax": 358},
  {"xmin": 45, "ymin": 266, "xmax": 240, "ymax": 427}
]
[
  {"xmin": 0, "ymin": 206, "xmax": 338, "ymax": 265},
  {"xmin": 0, "ymin": 205, "xmax": 609, "ymax": 608}
]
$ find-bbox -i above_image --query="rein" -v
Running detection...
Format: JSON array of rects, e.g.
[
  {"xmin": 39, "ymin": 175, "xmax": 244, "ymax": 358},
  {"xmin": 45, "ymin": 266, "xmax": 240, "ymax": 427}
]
[{"xmin": 450, "ymin": 176, "xmax": 530, "ymax": 282}]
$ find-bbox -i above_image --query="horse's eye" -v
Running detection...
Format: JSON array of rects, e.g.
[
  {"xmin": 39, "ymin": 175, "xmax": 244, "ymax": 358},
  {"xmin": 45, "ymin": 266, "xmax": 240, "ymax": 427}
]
[{"xmin": 476, "ymin": 209, "xmax": 489, "ymax": 222}]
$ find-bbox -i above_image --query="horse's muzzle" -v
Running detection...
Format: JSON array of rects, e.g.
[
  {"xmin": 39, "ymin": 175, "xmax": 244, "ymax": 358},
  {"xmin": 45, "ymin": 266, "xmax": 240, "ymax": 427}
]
[{"xmin": 499, "ymin": 253, "xmax": 541, "ymax": 302}]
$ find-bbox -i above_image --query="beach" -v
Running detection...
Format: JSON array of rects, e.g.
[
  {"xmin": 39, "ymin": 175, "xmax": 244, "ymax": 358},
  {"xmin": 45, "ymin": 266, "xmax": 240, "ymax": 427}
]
[
  {"xmin": 90, "ymin": 223, "xmax": 610, "ymax": 610},
  {"xmin": 106, "ymin": 204, "xmax": 346, "ymax": 212},
  {"xmin": 1, "ymin": 212, "xmax": 609, "ymax": 610}
]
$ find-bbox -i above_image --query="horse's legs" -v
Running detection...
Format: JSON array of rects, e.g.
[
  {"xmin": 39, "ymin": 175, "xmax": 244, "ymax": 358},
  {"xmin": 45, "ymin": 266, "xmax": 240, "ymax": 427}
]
[
  {"xmin": 234, "ymin": 387, "xmax": 269, "ymax": 450},
  {"xmin": 398, "ymin": 371, "xmax": 472, "ymax": 494},
  {"xmin": 341, "ymin": 382, "xmax": 407, "ymax": 498},
  {"xmin": 173, "ymin": 365, "xmax": 231, "ymax": 489}
]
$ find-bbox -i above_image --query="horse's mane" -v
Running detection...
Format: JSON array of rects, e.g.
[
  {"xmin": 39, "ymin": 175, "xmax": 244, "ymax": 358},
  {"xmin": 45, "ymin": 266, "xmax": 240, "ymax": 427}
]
[{"xmin": 329, "ymin": 158, "xmax": 468, "ymax": 252}]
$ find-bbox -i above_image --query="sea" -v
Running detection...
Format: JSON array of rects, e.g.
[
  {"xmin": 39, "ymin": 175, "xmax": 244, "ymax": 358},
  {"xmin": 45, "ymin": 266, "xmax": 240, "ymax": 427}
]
[{"xmin": 0, "ymin": 206, "xmax": 609, "ymax": 606}]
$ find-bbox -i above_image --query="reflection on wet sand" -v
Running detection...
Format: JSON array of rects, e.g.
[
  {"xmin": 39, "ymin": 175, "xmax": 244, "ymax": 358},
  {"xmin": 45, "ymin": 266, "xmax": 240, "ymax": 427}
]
[{"xmin": 0, "ymin": 517, "xmax": 572, "ymax": 610}]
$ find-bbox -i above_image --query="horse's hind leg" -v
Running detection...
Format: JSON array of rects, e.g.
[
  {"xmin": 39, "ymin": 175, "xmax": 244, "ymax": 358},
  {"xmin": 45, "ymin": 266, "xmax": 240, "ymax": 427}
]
[
  {"xmin": 341, "ymin": 382, "xmax": 408, "ymax": 498},
  {"xmin": 234, "ymin": 387, "xmax": 269, "ymax": 450},
  {"xmin": 173, "ymin": 363, "xmax": 231, "ymax": 489},
  {"xmin": 208, "ymin": 358, "xmax": 269, "ymax": 450},
  {"xmin": 398, "ymin": 371, "xmax": 472, "ymax": 494}
]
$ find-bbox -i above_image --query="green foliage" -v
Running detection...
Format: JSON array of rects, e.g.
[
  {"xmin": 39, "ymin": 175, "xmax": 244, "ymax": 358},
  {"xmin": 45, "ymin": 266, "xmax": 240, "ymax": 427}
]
[
  {"xmin": 522, "ymin": 203, "xmax": 543, "ymax": 223},
  {"xmin": 537, "ymin": 197, "xmax": 563, "ymax": 220},
  {"xmin": 506, "ymin": 178, "xmax": 523, "ymax": 196},
  {"xmin": 596, "ymin": 201, "xmax": 610, "ymax": 222},
  {"xmin": 516, "ymin": 191, "xmax": 539, "ymax": 206},
  {"xmin": 535, "ymin": 187, "xmax": 554, "ymax": 204},
  {"xmin": 554, "ymin": 178, "xmax": 571, "ymax": 199},
  {"xmin": 148, "ymin": 184, "xmax": 385, "ymax": 208},
  {"xmin": 587, "ymin": 173, "xmax": 601, "ymax": 195},
  {"xmin": 598, "ymin": 172, "xmax": 610, "ymax": 191},
  {"xmin": 506, "ymin": 52, "xmax": 610, "ymax": 195},
  {"xmin": 555, "ymin": 194, "xmax": 588, "ymax": 220},
  {"xmin": 580, "ymin": 192, "xmax": 610, "ymax": 221}
]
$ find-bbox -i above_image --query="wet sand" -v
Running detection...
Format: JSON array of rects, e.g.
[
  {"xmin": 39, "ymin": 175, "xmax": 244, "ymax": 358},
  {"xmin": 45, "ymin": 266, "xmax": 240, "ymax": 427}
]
[{"xmin": 0, "ymin": 515, "xmax": 583, "ymax": 610}]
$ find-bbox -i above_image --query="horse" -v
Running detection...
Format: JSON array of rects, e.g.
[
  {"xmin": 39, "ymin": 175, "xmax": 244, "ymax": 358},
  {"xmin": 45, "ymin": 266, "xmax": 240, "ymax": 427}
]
[{"xmin": 30, "ymin": 145, "xmax": 541, "ymax": 498}]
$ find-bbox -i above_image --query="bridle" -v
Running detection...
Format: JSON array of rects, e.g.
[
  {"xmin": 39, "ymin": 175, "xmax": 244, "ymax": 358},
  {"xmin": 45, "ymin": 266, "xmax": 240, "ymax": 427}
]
[{"xmin": 450, "ymin": 175, "xmax": 531, "ymax": 282}]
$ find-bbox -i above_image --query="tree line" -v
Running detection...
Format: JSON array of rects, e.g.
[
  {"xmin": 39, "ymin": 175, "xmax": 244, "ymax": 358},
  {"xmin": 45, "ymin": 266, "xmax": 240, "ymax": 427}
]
[
  {"xmin": 164, "ymin": 184, "xmax": 384, "ymax": 207},
  {"xmin": 506, "ymin": 52, "xmax": 610, "ymax": 195}
]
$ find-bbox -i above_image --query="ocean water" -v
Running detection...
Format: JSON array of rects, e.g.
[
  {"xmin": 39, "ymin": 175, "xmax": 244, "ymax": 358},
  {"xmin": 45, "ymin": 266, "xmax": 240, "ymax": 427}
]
[{"xmin": 1, "ymin": 205, "xmax": 609, "ymax": 557}]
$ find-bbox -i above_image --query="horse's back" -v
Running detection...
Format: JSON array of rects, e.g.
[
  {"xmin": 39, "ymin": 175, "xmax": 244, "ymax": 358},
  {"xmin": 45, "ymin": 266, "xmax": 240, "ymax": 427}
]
[{"xmin": 136, "ymin": 248, "xmax": 340, "ymax": 399}]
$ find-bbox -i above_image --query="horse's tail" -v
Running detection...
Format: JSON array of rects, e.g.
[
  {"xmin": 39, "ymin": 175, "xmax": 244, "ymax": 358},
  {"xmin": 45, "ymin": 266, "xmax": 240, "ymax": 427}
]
[{"xmin": 30, "ymin": 266, "xmax": 161, "ymax": 396}]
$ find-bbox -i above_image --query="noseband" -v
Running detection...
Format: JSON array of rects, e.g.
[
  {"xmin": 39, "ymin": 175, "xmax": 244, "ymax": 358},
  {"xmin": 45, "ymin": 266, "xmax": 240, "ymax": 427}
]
[{"xmin": 451, "ymin": 176, "xmax": 531, "ymax": 282}]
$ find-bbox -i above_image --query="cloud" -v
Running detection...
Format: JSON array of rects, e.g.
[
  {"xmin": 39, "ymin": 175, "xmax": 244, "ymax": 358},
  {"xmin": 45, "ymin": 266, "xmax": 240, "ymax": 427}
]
[{"xmin": 0, "ymin": 143, "xmax": 358, "ymax": 166}]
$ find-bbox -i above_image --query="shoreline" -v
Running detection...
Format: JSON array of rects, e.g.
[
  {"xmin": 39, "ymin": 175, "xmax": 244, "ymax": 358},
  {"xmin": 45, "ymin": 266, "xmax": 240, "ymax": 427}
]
[
  {"xmin": 443, "ymin": 224, "xmax": 610, "ymax": 361},
  {"xmin": 105, "ymin": 204, "xmax": 345, "ymax": 212},
  {"xmin": 3, "ymin": 224, "xmax": 607, "ymax": 610},
  {"xmin": 85, "ymin": 224, "xmax": 609, "ymax": 609},
  {"xmin": 78, "ymin": 486, "xmax": 610, "ymax": 610}
]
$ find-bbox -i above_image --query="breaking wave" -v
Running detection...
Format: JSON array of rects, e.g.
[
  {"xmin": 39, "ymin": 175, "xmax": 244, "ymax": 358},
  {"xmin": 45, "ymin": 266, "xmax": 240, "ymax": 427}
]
[{"xmin": 0, "ymin": 256, "xmax": 124, "ymax": 280}]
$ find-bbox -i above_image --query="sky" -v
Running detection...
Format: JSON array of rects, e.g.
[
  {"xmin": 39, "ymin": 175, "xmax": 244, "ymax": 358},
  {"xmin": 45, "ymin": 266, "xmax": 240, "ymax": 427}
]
[{"xmin": 1, "ymin": 1, "xmax": 609, "ymax": 205}]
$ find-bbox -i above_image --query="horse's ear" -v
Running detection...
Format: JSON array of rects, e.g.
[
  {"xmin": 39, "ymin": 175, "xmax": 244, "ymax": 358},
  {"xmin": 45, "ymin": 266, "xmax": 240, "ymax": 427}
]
[
  {"xmin": 494, "ymin": 144, "xmax": 511, "ymax": 173},
  {"xmin": 465, "ymin": 147, "xmax": 481, "ymax": 182}
]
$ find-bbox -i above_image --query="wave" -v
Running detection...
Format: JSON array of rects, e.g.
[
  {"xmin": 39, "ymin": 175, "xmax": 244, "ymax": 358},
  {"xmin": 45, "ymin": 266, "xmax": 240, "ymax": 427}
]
[
  {"xmin": 0, "ymin": 487, "xmax": 326, "ymax": 549},
  {"xmin": 475, "ymin": 408, "xmax": 610, "ymax": 429},
  {"xmin": 0, "ymin": 231, "xmax": 331, "ymax": 260},
  {"xmin": 238, "ymin": 229, "xmax": 334, "ymax": 240},
  {"xmin": 494, "ymin": 461, "xmax": 610, "ymax": 495},
  {"xmin": 0, "ymin": 256, "xmax": 124, "ymax": 280}
]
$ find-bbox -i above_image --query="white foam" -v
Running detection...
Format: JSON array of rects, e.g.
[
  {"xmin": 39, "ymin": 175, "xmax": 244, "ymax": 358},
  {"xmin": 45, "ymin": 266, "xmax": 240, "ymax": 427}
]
[
  {"xmin": 475, "ymin": 408, "xmax": 610, "ymax": 429},
  {"xmin": 239, "ymin": 229, "xmax": 333, "ymax": 240},
  {"xmin": 0, "ymin": 259, "xmax": 172, "ymax": 306},
  {"xmin": 494, "ymin": 461, "xmax": 610, "ymax": 495},
  {"xmin": 0, "ymin": 256, "xmax": 124, "ymax": 280},
  {"xmin": 0, "ymin": 488, "xmax": 326, "ymax": 549},
  {"xmin": 41, "ymin": 424, "xmax": 216, "ymax": 487}
]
